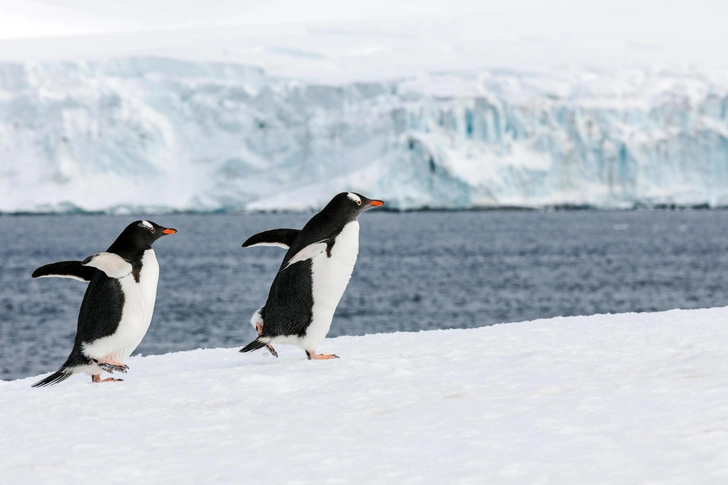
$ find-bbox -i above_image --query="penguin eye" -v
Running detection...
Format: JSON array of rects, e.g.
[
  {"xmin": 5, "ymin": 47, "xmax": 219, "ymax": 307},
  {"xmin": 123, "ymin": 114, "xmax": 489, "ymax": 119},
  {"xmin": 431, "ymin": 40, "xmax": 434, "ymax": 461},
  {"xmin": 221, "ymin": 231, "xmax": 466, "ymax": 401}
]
[
  {"xmin": 356, "ymin": 200, "xmax": 362, "ymax": 206},
  {"xmin": 150, "ymin": 228, "xmax": 156, "ymax": 233}
]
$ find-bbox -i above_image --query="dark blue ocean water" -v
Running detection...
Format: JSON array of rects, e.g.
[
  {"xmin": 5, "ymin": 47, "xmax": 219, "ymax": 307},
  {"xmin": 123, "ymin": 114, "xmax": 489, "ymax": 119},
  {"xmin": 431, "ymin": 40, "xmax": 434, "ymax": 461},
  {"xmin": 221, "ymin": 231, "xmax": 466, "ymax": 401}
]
[{"xmin": 2, "ymin": 211, "xmax": 728, "ymax": 381}]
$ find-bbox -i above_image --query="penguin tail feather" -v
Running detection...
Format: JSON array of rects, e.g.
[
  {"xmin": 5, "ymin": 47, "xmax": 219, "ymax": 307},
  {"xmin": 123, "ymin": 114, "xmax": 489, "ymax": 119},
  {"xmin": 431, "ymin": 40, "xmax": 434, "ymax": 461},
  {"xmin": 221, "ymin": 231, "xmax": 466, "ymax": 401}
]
[
  {"xmin": 240, "ymin": 338, "xmax": 269, "ymax": 354},
  {"xmin": 31, "ymin": 369, "xmax": 72, "ymax": 388}
]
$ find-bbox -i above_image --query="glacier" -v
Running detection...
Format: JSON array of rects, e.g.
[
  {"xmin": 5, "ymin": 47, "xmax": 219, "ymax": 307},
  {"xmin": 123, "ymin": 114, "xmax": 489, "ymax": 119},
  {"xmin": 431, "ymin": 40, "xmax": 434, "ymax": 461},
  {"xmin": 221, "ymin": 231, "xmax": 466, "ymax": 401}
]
[{"xmin": 1, "ymin": 58, "xmax": 727, "ymax": 212}]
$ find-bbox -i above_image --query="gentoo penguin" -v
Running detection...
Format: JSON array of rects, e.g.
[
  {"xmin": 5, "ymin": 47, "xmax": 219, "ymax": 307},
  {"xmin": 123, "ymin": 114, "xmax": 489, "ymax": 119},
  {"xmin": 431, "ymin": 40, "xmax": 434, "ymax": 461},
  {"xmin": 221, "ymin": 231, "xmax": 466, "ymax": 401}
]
[
  {"xmin": 30, "ymin": 220, "xmax": 176, "ymax": 387},
  {"xmin": 240, "ymin": 192, "xmax": 383, "ymax": 360}
]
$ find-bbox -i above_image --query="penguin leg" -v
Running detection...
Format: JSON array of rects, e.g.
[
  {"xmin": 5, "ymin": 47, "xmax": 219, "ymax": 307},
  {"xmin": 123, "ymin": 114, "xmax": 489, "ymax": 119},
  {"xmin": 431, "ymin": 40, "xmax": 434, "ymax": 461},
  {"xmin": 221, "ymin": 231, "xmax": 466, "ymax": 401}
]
[
  {"xmin": 255, "ymin": 322, "xmax": 279, "ymax": 358},
  {"xmin": 92, "ymin": 357, "xmax": 129, "ymax": 374},
  {"xmin": 91, "ymin": 374, "xmax": 124, "ymax": 383},
  {"xmin": 305, "ymin": 350, "xmax": 339, "ymax": 360}
]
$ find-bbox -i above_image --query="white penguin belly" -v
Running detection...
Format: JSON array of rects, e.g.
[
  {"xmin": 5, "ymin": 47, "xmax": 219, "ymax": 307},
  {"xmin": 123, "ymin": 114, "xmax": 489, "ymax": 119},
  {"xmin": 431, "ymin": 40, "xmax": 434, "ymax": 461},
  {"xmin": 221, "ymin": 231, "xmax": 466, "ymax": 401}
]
[
  {"xmin": 83, "ymin": 249, "xmax": 160, "ymax": 362},
  {"xmin": 298, "ymin": 221, "xmax": 359, "ymax": 351}
]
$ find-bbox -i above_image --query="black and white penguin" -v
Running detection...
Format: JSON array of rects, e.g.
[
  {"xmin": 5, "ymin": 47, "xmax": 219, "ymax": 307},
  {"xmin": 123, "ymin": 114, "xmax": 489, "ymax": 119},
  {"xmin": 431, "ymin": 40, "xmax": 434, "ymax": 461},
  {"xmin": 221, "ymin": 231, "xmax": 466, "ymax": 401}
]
[
  {"xmin": 30, "ymin": 220, "xmax": 177, "ymax": 387},
  {"xmin": 240, "ymin": 192, "xmax": 383, "ymax": 359}
]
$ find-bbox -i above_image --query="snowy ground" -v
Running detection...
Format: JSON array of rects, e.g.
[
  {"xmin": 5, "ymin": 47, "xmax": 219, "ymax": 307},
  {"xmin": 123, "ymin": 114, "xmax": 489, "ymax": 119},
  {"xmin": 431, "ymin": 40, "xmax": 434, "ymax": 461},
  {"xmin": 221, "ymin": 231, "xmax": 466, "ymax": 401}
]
[{"xmin": 2, "ymin": 308, "xmax": 727, "ymax": 483}]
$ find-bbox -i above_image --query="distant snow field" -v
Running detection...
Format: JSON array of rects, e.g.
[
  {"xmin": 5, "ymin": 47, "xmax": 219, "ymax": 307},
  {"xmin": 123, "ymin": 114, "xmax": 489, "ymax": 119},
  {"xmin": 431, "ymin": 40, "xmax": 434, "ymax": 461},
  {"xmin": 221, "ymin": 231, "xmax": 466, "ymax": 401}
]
[
  {"xmin": 2, "ymin": 308, "xmax": 727, "ymax": 483},
  {"xmin": 0, "ymin": 2, "xmax": 726, "ymax": 213},
  {"xmin": 1, "ymin": 59, "xmax": 727, "ymax": 213}
]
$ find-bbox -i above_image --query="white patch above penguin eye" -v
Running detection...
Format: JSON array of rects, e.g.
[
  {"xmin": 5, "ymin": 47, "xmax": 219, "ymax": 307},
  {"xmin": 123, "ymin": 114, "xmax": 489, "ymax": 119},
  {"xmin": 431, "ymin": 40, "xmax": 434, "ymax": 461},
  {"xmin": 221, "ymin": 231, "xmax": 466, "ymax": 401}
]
[
  {"xmin": 139, "ymin": 220, "xmax": 155, "ymax": 232},
  {"xmin": 347, "ymin": 193, "xmax": 362, "ymax": 205}
]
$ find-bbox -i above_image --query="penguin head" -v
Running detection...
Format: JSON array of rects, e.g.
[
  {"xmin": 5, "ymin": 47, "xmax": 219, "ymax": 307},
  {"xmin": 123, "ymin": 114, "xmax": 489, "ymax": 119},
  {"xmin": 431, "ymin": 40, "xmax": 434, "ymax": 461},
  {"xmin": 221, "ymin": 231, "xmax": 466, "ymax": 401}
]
[
  {"xmin": 326, "ymin": 192, "xmax": 384, "ymax": 221},
  {"xmin": 110, "ymin": 220, "xmax": 177, "ymax": 255}
]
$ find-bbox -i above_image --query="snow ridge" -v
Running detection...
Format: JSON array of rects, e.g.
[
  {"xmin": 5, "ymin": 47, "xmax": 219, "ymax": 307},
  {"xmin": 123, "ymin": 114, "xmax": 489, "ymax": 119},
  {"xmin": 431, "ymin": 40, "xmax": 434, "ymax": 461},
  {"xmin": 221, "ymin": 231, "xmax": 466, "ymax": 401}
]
[
  {"xmin": 2, "ymin": 308, "xmax": 728, "ymax": 483},
  {"xmin": 1, "ymin": 58, "xmax": 727, "ymax": 212}
]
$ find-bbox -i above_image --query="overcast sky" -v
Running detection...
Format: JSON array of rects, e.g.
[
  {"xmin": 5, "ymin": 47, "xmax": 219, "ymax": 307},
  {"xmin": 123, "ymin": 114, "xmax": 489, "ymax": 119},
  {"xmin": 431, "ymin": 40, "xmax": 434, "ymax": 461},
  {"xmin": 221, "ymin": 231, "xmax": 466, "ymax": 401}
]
[
  {"xmin": 0, "ymin": 0, "xmax": 723, "ymax": 39},
  {"xmin": 0, "ymin": 0, "xmax": 725, "ymax": 72}
]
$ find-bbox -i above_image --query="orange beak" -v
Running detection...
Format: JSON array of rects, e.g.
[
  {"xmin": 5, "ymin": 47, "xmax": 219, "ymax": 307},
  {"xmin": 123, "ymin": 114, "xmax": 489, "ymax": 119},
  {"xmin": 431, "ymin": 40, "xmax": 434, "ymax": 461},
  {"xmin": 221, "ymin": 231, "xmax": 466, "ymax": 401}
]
[
  {"xmin": 162, "ymin": 228, "xmax": 177, "ymax": 235},
  {"xmin": 368, "ymin": 200, "xmax": 384, "ymax": 207}
]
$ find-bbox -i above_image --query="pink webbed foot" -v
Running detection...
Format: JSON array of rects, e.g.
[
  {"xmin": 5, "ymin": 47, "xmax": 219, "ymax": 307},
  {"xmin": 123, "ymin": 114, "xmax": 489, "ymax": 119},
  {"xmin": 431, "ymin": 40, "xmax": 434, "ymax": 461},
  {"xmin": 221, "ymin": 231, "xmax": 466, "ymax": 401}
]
[
  {"xmin": 305, "ymin": 350, "xmax": 339, "ymax": 360},
  {"xmin": 91, "ymin": 374, "xmax": 124, "ymax": 383},
  {"xmin": 92, "ymin": 357, "xmax": 128, "ymax": 374}
]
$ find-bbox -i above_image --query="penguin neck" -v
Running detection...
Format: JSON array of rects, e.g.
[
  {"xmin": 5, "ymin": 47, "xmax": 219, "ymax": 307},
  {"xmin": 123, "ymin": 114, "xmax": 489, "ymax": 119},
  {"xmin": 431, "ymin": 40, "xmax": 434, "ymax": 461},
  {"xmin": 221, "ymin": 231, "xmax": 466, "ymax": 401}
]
[
  {"xmin": 107, "ymin": 239, "xmax": 151, "ymax": 262},
  {"xmin": 317, "ymin": 207, "xmax": 356, "ymax": 231}
]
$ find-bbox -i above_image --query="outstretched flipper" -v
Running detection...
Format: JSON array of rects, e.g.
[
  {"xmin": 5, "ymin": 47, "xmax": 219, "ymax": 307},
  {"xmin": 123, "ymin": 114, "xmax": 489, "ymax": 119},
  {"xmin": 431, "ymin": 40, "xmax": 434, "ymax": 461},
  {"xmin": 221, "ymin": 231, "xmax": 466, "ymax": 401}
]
[
  {"xmin": 281, "ymin": 239, "xmax": 331, "ymax": 271},
  {"xmin": 242, "ymin": 228, "xmax": 300, "ymax": 249},
  {"xmin": 32, "ymin": 370, "xmax": 73, "ymax": 387},
  {"xmin": 82, "ymin": 252, "xmax": 133, "ymax": 279},
  {"xmin": 32, "ymin": 261, "xmax": 96, "ymax": 282}
]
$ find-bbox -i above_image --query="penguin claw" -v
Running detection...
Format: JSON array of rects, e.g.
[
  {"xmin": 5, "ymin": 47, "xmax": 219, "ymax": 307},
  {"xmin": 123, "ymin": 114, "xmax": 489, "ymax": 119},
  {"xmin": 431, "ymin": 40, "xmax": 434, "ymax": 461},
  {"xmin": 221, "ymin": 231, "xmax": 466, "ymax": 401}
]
[
  {"xmin": 266, "ymin": 344, "xmax": 279, "ymax": 358},
  {"xmin": 98, "ymin": 362, "xmax": 128, "ymax": 374},
  {"xmin": 314, "ymin": 354, "xmax": 339, "ymax": 360},
  {"xmin": 91, "ymin": 375, "xmax": 124, "ymax": 383},
  {"xmin": 93, "ymin": 359, "xmax": 129, "ymax": 374},
  {"xmin": 305, "ymin": 351, "xmax": 340, "ymax": 360}
]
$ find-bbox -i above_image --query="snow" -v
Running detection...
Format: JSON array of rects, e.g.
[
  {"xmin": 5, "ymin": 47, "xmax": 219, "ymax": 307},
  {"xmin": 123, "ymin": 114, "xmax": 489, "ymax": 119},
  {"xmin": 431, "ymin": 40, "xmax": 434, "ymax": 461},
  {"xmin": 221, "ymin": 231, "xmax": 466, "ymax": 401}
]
[
  {"xmin": 1, "ymin": 1, "xmax": 725, "ymax": 75},
  {"xmin": 2, "ymin": 307, "xmax": 728, "ymax": 483},
  {"xmin": 0, "ymin": 3, "xmax": 726, "ymax": 213},
  {"xmin": 1, "ymin": 62, "xmax": 728, "ymax": 212}
]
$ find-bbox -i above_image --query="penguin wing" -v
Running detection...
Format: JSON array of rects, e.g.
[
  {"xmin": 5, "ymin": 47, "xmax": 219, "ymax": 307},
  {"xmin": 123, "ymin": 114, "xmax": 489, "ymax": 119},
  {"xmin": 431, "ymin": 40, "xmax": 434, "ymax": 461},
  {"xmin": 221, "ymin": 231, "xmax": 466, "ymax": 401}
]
[
  {"xmin": 82, "ymin": 252, "xmax": 133, "ymax": 279},
  {"xmin": 32, "ymin": 261, "xmax": 97, "ymax": 282},
  {"xmin": 242, "ymin": 229, "xmax": 300, "ymax": 249},
  {"xmin": 282, "ymin": 239, "xmax": 330, "ymax": 271}
]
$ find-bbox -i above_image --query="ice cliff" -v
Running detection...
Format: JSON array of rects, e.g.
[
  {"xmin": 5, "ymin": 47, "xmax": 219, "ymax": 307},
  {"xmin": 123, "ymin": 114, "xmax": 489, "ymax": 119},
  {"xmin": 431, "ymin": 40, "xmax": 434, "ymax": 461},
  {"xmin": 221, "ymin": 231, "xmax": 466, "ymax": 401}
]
[{"xmin": 1, "ymin": 58, "xmax": 727, "ymax": 212}]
